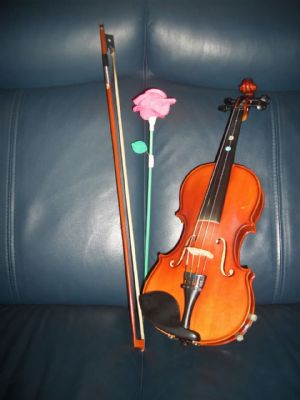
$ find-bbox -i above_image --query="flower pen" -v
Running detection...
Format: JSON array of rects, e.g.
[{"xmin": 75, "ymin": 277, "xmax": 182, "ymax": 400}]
[{"xmin": 132, "ymin": 89, "xmax": 176, "ymax": 277}]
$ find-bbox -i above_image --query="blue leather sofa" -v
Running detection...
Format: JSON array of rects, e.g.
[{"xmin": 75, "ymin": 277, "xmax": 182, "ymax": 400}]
[{"xmin": 1, "ymin": 0, "xmax": 300, "ymax": 399}]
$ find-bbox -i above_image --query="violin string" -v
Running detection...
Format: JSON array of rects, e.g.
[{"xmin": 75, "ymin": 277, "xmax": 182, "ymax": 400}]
[
  {"xmin": 190, "ymin": 103, "xmax": 243, "ymax": 276},
  {"xmin": 196, "ymin": 105, "xmax": 243, "ymax": 276},
  {"xmin": 199, "ymin": 106, "xmax": 244, "ymax": 275},
  {"xmin": 184, "ymin": 104, "xmax": 239, "ymax": 275},
  {"xmin": 186, "ymin": 246, "xmax": 191, "ymax": 273},
  {"xmin": 184, "ymin": 104, "xmax": 237, "ymax": 274},
  {"xmin": 197, "ymin": 222, "xmax": 217, "ymax": 275}
]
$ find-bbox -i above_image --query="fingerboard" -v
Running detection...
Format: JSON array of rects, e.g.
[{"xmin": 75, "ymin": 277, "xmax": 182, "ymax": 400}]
[{"xmin": 199, "ymin": 103, "xmax": 244, "ymax": 222}]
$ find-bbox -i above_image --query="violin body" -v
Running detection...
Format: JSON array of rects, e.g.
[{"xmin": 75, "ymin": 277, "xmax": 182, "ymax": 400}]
[{"xmin": 143, "ymin": 162, "xmax": 264, "ymax": 345}]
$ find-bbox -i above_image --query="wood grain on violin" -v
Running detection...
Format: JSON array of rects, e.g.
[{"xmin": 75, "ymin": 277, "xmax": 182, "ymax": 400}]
[{"xmin": 140, "ymin": 79, "xmax": 270, "ymax": 346}]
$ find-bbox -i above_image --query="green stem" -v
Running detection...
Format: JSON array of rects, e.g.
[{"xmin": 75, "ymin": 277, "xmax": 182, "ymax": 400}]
[{"xmin": 144, "ymin": 129, "xmax": 154, "ymax": 278}]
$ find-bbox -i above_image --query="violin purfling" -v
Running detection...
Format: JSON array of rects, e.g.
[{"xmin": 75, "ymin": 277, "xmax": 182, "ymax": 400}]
[{"xmin": 140, "ymin": 78, "xmax": 270, "ymax": 346}]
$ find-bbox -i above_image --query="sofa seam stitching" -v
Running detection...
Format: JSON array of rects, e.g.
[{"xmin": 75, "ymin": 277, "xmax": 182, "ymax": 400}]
[
  {"xmin": 270, "ymin": 96, "xmax": 282, "ymax": 303},
  {"xmin": 6, "ymin": 90, "xmax": 23, "ymax": 304},
  {"xmin": 275, "ymin": 96, "xmax": 285, "ymax": 302},
  {"xmin": 5, "ymin": 91, "xmax": 16, "ymax": 303}
]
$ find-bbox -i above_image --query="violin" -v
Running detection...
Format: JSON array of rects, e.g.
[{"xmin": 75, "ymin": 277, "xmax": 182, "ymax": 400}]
[{"xmin": 140, "ymin": 79, "xmax": 270, "ymax": 346}]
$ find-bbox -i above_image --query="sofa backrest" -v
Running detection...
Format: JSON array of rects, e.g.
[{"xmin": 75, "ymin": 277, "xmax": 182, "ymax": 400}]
[{"xmin": 0, "ymin": 0, "xmax": 300, "ymax": 305}]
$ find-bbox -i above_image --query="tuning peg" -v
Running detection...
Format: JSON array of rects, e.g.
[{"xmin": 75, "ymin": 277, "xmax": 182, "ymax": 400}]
[
  {"xmin": 256, "ymin": 95, "xmax": 270, "ymax": 110},
  {"xmin": 248, "ymin": 95, "xmax": 270, "ymax": 111},
  {"xmin": 224, "ymin": 97, "xmax": 235, "ymax": 106},
  {"xmin": 260, "ymin": 95, "xmax": 270, "ymax": 105},
  {"xmin": 218, "ymin": 104, "xmax": 229, "ymax": 112}
]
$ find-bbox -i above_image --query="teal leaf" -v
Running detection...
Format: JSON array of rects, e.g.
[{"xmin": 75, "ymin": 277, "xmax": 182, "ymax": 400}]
[{"xmin": 131, "ymin": 140, "xmax": 148, "ymax": 154}]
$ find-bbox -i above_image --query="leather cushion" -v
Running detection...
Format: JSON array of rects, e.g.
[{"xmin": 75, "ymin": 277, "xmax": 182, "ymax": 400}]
[
  {"xmin": 0, "ymin": 0, "xmax": 144, "ymax": 88},
  {"xmin": 146, "ymin": 0, "xmax": 300, "ymax": 91},
  {"xmin": 142, "ymin": 304, "xmax": 300, "ymax": 400},
  {"xmin": 0, "ymin": 305, "xmax": 142, "ymax": 400},
  {"xmin": 0, "ymin": 78, "xmax": 144, "ymax": 305}
]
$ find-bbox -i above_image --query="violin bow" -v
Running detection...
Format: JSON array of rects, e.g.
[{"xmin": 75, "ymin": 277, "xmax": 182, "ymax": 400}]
[{"xmin": 99, "ymin": 25, "xmax": 145, "ymax": 351}]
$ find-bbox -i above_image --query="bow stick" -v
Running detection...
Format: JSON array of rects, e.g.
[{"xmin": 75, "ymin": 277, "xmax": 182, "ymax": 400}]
[{"xmin": 99, "ymin": 25, "xmax": 145, "ymax": 351}]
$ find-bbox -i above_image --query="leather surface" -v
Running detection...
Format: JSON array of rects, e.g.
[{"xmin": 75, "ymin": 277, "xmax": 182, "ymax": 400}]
[
  {"xmin": 1, "ymin": 0, "xmax": 300, "ymax": 91},
  {"xmin": 0, "ymin": 0, "xmax": 299, "ymax": 306},
  {"xmin": 145, "ymin": 78, "xmax": 300, "ymax": 304},
  {"xmin": 0, "ymin": 91, "xmax": 19, "ymax": 303},
  {"xmin": 0, "ymin": 304, "xmax": 299, "ymax": 400},
  {"xmin": 0, "ymin": 0, "xmax": 145, "ymax": 88},
  {"xmin": 1, "ymin": 82, "xmax": 300, "ymax": 305},
  {"xmin": 270, "ymin": 92, "xmax": 300, "ymax": 303},
  {"xmin": 0, "ymin": 305, "xmax": 142, "ymax": 400},
  {"xmin": 146, "ymin": 0, "xmax": 300, "ymax": 90},
  {"xmin": 142, "ymin": 304, "xmax": 300, "ymax": 400},
  {"xmin": 0, "ymin": 78, "xmax": 145, "ymax": 305}
]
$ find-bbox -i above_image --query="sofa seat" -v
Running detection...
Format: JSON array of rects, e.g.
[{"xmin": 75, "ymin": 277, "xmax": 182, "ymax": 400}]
[
  {"xmin": 1, "ymin": 304, "xmax": 299, "ymax": 400},
  {"xmin": 0, "ymin": 305, "xmax": 142, "ymax": 400}
]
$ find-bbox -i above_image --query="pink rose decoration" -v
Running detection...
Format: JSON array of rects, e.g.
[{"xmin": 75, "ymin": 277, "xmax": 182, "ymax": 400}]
[{"xmin": 133, "ymin": 89, "xmax": 176, "ymax": 120}]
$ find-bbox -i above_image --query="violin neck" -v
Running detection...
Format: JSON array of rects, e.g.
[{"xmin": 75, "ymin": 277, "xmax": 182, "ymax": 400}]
[{"xmin": 199, "ymin": 104, "xmax": 244, "ymax": 222}]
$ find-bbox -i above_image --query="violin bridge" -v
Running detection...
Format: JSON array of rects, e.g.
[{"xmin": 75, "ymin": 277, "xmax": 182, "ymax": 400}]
[
  {"xmin": 186, "ymin": 247, "xmax": 214, "ymax": 259},
  {"xmin": 170, "ymin": 237, "xmax": 214, "ymax": 268}
]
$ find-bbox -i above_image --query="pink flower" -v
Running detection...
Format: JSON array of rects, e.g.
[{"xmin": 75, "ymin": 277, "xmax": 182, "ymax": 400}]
[{"xmin": 133, "ymin": 89, "xmax": 176, "ymax": 121}]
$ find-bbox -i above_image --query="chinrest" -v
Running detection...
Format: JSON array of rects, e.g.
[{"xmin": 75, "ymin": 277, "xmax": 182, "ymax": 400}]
[{"xmin": 140, "ymin": 291, "xmax": 200, "ymax": 342}]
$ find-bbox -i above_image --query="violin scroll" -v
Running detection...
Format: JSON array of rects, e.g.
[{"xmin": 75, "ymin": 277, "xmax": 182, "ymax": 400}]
[
  {"xmin": 218, "ymin": 79, "xmax": 270, "ymax": 116},
  {"xmin": 239, "ymin": 78, "xmax": 257, "ymax": 97}
]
